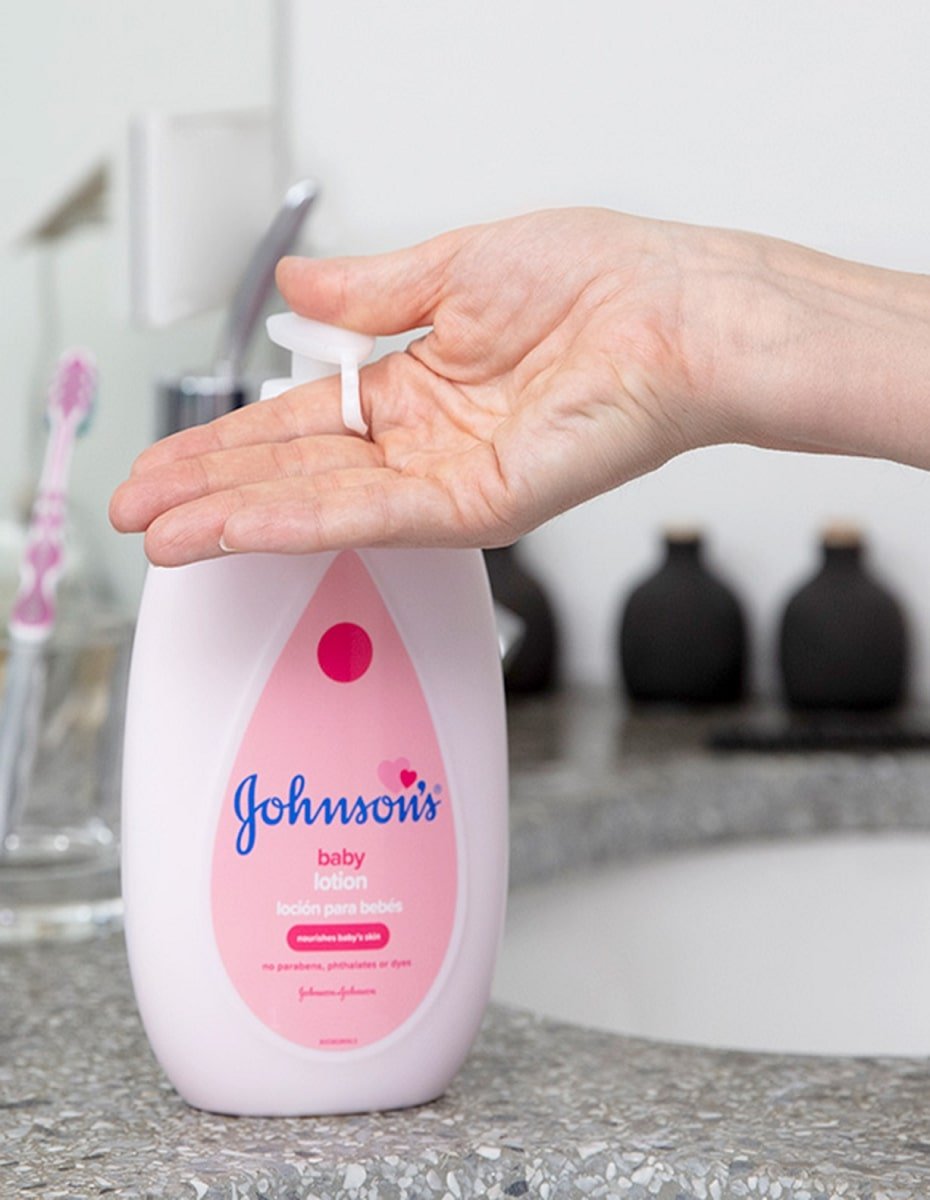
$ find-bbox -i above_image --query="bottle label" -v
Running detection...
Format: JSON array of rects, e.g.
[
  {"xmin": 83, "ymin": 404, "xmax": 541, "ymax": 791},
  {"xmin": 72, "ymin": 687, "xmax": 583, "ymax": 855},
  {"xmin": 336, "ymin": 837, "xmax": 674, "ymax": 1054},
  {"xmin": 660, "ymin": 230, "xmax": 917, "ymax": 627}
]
[{"xmin": 211, "ymin": 551, "xmax": 458, "ymax": 1051}]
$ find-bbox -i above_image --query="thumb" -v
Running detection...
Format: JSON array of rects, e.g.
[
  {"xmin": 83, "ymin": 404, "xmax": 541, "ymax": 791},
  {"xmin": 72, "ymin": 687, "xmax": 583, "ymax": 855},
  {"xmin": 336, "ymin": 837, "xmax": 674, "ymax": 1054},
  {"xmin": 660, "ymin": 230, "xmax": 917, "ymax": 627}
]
[{"xmin": 275, "ymin": 228, "xmax": 464, "ymax": 335}]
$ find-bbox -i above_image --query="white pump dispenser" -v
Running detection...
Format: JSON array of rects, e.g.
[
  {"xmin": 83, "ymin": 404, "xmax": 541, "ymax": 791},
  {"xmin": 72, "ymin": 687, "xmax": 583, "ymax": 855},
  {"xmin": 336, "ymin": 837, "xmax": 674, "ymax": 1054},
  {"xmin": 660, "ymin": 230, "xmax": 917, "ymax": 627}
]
[
  {"xmin": 122, "ymin": 312, "xmax": 509, "ymax": 1116},
  {"xmin": 261, "ymin": 313, "xmax": 375, "ymax": 434}
]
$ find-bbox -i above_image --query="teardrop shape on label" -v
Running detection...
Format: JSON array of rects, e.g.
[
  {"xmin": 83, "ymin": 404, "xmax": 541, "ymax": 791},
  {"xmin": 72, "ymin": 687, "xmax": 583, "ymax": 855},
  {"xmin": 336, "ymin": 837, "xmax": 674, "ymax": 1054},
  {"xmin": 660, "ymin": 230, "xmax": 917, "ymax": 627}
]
[{"xmin": 211, "ymin": 551, "xmax": 458, "ymax": 1051}]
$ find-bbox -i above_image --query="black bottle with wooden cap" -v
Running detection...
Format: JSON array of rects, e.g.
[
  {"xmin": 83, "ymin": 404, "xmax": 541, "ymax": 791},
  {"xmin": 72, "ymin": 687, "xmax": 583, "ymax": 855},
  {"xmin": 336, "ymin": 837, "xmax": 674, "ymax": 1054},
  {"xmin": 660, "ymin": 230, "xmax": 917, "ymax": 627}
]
[
  {"xmin": 619, "ymin": 528, "xmax": 747, "ymax": 704},
  {"xmin": 778, "ymin": 524, "xmax": 908, "ymax": 711}
]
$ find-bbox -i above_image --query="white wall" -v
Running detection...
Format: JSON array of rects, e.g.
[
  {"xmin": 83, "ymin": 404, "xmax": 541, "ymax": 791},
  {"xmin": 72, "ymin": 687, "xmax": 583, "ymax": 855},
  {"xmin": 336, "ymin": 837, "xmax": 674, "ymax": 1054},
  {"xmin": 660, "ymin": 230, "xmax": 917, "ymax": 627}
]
[
  {"xmin": 0, "ymin": 1, "xmax": 275, "ymax": 605},
  {"xmin": 281, "ymin": 0, "xmax": 930, "ymax": 696}
]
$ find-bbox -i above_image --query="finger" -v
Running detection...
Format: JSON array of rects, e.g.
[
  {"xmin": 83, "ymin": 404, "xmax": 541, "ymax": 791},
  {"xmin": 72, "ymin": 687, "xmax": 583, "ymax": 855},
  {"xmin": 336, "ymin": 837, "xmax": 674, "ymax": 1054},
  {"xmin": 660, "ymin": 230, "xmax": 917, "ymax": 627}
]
[
  {"xmin": 141, "ymin": 469, "xmax": 401, "ymax": 566},
  {"xmin": 220, "ymin": 477, "xmax": 466, "ymax": 555},
  {"xmin": 142, "ymin": 470, "xmax": 462, "ymax": 566},
  {"xmin": 275, "ymin": 226, "xmax": 467, "ymax": 335},
  {"xmin": 130, "ymin": 375, "xmax": 344, "ymax": 476},
  {"xmin": 110, "ymin": 434, "xmax": 382, "ymax": 533}
]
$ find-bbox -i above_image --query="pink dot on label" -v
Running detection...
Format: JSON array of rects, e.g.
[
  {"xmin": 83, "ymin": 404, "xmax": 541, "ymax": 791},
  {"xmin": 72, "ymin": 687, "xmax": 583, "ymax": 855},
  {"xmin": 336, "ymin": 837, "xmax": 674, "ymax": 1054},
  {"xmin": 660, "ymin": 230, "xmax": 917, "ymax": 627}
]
[{"xmin": 317, "ymin": 622, "xmax": 373, "ymax": 683}]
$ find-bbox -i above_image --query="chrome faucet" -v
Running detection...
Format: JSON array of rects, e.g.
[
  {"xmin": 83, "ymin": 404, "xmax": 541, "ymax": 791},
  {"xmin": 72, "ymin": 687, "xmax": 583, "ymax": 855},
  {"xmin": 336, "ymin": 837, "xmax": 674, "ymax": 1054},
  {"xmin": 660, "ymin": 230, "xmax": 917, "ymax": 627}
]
[{"xmin": 158, "ymin": 180, "xmax": 318, "ymax": 438}]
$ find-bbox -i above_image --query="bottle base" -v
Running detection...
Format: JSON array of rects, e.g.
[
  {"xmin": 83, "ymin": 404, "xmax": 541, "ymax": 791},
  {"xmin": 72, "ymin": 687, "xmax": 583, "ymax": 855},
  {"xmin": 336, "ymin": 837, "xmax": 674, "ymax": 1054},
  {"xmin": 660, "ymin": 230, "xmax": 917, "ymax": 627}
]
[
  {"xmin": 174, "ymin": 1078, "xmax": 448, "ymax": 1119},
  {"xmin": 0, "ymin": 851, "xmax": 123, "ymax": 944},
  {"xmin": 0, "ymin": 892, "xmax": 123, "ymax": 944}
]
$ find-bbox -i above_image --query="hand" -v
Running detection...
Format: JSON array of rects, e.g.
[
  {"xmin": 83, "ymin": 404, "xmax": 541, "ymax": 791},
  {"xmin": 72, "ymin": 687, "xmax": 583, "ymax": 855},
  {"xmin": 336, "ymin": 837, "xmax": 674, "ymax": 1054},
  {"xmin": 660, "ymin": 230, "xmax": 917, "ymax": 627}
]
[{"xmin": 109, "ymin": 209, "xmax": 720, "ymax": 564}]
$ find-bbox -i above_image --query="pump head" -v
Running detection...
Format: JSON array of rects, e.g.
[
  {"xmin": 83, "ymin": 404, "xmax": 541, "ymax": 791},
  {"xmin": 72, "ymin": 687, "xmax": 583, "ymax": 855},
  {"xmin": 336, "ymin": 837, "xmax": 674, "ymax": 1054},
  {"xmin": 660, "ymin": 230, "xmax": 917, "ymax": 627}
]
[{"xmin": 263, "ymin": 313, "xmax": 376, "ymax": 436}]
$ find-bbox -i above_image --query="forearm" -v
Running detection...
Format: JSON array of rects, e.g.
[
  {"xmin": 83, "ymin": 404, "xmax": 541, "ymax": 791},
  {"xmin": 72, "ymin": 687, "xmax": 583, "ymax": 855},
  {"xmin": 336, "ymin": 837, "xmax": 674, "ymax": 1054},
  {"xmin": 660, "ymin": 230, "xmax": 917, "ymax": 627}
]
[{"xmin": 675, "ymin": 223, "xmax": 930, "ymax": 467}]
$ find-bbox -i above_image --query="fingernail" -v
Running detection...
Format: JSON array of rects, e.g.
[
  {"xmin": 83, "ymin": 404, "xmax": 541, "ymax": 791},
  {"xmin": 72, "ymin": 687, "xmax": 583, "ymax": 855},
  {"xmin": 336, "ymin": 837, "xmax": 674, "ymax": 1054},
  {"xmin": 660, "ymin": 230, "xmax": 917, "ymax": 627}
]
[{"xmin": 218, "ymin": 534, "xmax": 238, "ymax": 554}]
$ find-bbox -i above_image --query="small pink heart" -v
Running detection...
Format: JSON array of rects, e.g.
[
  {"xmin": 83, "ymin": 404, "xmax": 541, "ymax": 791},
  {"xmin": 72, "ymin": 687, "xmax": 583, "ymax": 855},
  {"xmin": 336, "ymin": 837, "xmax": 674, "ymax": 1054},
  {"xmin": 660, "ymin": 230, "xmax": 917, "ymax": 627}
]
[
  {"xmin": 378, "ymin": 757, "xmax": 410, "ymax": 792},
  {"xmin": 400, "ymin": 768, "xmax": 418, "ymax": 789}
]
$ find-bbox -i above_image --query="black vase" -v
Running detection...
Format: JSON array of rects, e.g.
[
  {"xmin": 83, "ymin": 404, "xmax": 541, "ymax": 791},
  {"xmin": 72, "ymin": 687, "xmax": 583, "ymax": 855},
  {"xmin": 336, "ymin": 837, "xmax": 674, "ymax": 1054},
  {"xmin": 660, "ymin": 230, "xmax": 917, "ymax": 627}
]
[
  {"xmin": 778, "ymin": 527, "xmax": 907, "ymax": 711},
  {"xmin": 619, "ymin": 530, "xmax": 747, "ymax": 705},
  {"xmin": 484, "ymin": 544, "xmax": 559, "ymax": 694}
]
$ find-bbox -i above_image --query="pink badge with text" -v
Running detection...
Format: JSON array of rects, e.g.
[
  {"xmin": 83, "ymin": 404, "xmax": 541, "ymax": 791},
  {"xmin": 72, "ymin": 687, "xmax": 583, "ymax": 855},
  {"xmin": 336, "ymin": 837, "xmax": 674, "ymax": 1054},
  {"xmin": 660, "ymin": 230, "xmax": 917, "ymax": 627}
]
[{"xmin": 211, "ymin": 552, "xmax": 458, "ymax": 1051}]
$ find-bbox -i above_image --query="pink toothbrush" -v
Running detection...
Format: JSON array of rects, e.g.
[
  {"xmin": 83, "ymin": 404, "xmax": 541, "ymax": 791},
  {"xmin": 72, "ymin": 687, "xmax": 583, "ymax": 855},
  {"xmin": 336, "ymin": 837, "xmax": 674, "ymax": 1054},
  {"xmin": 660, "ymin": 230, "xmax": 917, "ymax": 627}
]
[{"xmin": 0, "ymin": 351, "xmax": 97, "ymax": 849}]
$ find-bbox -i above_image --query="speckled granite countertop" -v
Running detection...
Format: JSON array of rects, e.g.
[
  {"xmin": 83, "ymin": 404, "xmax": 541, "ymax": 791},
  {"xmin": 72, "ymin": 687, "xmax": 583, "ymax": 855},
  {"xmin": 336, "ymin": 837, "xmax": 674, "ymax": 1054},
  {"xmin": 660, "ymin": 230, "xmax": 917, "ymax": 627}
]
[
  {"xmin": 507, "ymin": 692, "xmax": 930, "ymax": 886},
  {"xmin": 4, "ymin": 691, "xmax": 930, "ymax": 1200}
]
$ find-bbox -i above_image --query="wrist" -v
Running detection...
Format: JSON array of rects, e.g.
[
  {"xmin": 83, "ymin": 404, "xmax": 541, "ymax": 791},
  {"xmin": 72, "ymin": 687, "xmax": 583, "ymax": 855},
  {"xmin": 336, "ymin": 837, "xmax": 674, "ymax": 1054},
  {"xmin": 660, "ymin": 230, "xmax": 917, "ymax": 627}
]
[{"xmin": 683, "ymin": 225, "xmax": 930, "ymax": 465}]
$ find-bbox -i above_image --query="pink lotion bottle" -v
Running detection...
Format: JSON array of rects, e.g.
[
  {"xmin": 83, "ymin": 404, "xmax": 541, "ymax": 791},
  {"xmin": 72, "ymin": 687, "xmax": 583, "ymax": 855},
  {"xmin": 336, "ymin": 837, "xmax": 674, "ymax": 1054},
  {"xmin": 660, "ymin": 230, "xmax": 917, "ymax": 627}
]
[{"xmin": 122, "ymin": 313, "xmax": 509, "ymax": 1115}]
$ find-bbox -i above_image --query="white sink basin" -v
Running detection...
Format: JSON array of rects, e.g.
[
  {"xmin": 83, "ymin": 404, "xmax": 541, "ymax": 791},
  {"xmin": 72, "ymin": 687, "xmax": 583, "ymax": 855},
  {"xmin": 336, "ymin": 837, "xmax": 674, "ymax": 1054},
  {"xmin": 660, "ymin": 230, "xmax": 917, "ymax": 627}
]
[{"xmin": 493, "ymin": 832, "xmax": 930, "ymax": 1056}]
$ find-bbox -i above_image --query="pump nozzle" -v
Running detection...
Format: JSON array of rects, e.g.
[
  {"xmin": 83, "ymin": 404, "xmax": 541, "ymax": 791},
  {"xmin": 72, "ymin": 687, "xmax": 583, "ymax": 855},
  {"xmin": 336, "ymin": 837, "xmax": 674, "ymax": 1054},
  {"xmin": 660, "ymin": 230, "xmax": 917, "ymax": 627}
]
[{"xmin": 264, "ymin": 313, "xmax": 376, "ymax": 436}]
